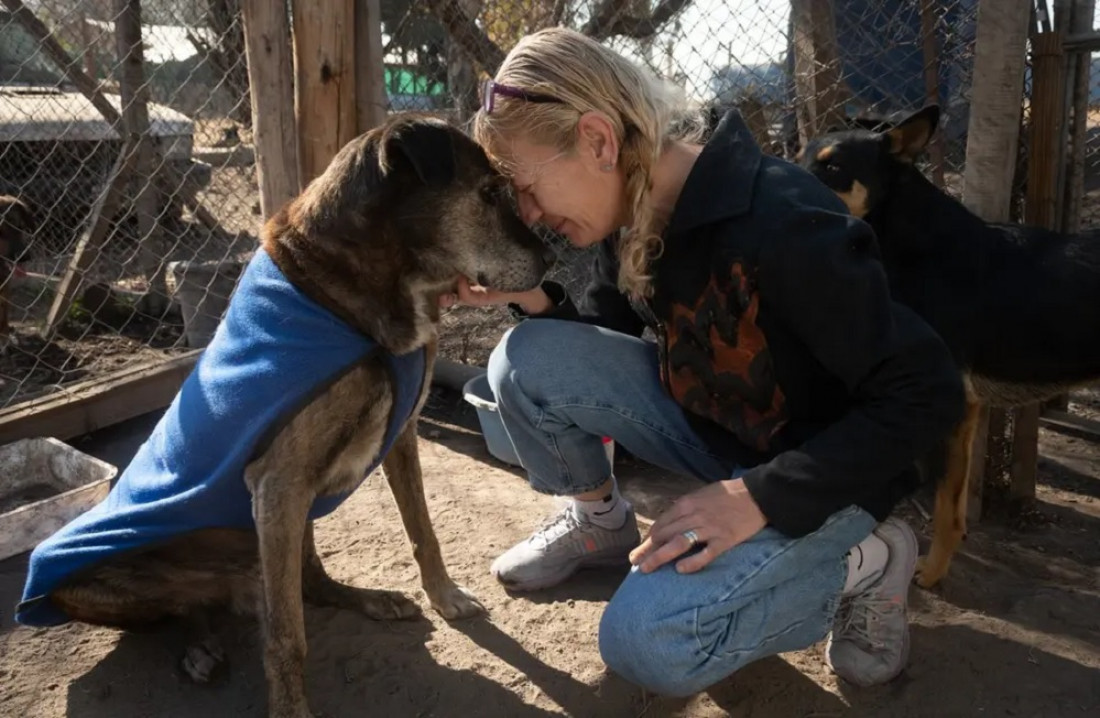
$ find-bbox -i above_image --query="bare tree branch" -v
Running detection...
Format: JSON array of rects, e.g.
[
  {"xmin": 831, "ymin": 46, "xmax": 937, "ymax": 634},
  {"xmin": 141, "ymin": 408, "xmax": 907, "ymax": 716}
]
[
  {"xmin": 551, "ymin": 0, "xmax": 570, "ymax": 26},
  {"xmin": 426, "ymin": 0, "xmax": 505, "ymax": 74},
  {"xmin": 582, "ymin": 0, "xmax": 692, "ymax": 40},
  {"xmin": 427, "ymin": 0, "xmax": 693, "ymax": 76}
]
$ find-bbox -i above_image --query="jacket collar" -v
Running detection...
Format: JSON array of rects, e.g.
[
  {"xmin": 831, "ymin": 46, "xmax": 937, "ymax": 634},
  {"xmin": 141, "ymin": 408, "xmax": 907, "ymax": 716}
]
[{"xmin": 666, "ymin": 109, "xmax": 763, "ymax": 234}]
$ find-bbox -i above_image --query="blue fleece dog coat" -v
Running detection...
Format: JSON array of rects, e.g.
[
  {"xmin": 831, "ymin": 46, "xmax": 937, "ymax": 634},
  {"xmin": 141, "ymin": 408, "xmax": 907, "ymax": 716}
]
[{"xmin": 16, "ymin": 248, "xmax": 426, "ymax": 626}]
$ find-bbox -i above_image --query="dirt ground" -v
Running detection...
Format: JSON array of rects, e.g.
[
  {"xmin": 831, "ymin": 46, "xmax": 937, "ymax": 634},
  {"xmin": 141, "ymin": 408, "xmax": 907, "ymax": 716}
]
[{"xmin": 0, "ymin": 381, "xmax": 1098, "ymax": 718}]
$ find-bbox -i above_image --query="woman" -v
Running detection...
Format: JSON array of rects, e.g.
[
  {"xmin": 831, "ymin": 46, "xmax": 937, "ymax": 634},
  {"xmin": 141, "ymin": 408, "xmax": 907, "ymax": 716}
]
[{"xmin": 444, "ymin": 27, "xmax": 963, "ymax": 695}]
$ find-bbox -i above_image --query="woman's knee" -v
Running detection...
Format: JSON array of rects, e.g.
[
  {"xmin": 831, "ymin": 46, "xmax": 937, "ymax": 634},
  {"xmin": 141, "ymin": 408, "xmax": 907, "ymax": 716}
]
[
  {"xmin": 598, "ymin": 581, "xmax": 728, "ymax": 698},
  {"xmin": 487, "ymin": 319, "xmax": 593, "ymax": 399},
  {"xmin": 488, "ymin": 320, "xmax": 541, "ymax": 391}
]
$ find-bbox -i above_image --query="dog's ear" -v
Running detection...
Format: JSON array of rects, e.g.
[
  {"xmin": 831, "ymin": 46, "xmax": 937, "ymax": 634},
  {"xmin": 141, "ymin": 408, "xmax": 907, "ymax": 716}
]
[
  {"xmin": 885, "ymin": 105, "xmax": 940, "ymax": 162},
  {"xmin": 378, "ymin": 119, "xmax": 458, "ymax": 188}
]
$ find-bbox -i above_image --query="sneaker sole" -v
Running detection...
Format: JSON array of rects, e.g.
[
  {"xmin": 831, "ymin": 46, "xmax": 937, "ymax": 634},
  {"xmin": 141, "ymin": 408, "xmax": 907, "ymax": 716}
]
[{"xmin": 492, "ymin": 549, "xmax": 635, "ymax": 592}]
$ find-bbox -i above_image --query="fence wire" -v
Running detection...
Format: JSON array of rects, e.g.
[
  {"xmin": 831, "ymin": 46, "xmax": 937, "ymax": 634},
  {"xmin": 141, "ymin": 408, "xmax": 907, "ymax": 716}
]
[
  {"xmin": 0, "ymin": 0, "xmax": 256, "ymax": 409},
  {"xmin": 0, "ymin": 0, "xmax": 1086, "ymax": 414}
]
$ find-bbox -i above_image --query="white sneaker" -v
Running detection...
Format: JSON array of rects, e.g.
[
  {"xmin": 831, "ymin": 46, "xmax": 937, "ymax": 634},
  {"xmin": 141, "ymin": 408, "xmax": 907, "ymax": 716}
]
[
  {"xmin": 490, "ymin": 505, "xmax": 640, "ymax": 591},
  {"xmin": 826, "ymin": 518, "xmax": 918, "ymax": 686}
]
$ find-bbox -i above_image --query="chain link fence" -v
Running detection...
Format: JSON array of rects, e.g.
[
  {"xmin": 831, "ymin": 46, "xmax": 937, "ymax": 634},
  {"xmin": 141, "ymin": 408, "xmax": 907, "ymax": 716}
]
[
  {"xmin": 429, "ymin": 0, "xmax": 985, "ymax": 365},
  {"xmin": 0, "ymin": 0, "xmax": 1088, "ymax": 413},
  {"xmin": 0, "ymin": 0, "xmax": 256, "ymax": 409}
]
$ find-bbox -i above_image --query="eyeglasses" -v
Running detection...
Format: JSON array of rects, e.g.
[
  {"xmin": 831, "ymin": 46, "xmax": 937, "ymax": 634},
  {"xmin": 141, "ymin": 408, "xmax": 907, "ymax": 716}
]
[{"xmin": 481, "ymin": 79, "xmax": 563, "ymax": 114}]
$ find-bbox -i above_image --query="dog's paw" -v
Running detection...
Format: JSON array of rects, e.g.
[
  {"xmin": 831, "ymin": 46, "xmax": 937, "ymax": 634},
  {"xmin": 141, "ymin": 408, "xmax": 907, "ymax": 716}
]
[
  {"xmin": 428, "ymin": 584, "xmax": 485, "ymax": 620},
  {"xmin": 181, "ymin": 638, "xmax": 227, "ymax": 683},
  {"xmin": 355, "ymin": 588, "xmax": 421, "ymax": 621},
  {"xmin": 914, "ymin": 556, "xmax": 943, "ymax": 589}
]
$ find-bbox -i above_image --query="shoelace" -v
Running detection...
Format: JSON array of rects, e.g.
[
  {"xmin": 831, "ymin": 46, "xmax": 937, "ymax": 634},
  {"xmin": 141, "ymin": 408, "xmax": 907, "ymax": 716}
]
[
  {"xmin": 834, "ymin": 594, "xmax": 896, "ymax": 650},
  {"xmin": 531, "ymin": 507, "xmax": 585, "ymax": 548}
]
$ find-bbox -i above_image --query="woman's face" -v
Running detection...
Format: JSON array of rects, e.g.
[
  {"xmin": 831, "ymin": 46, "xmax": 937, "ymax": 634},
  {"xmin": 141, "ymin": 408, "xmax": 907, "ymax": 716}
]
[{"xmin": 501, "ymin": 113, "xmax": 625, "ymax": 248}]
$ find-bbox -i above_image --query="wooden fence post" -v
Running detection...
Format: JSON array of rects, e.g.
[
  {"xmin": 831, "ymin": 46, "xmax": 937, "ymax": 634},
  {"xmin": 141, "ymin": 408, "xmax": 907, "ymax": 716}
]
[
  {"xmin": 790, "ymin": 0, "xmax": 850, "ymax": 146},
  {"xmin": 1011, "ymin": 29, "xmax": 1066, "ymax": 502},
  {"xmin": 291, "ymin": 0, "xmax": 358, "ymax": 184},
  {"xmin": 355, "ymin": 0, "xmax": 388, "ymax": 133},
  {"xmin": 115, "ymin": 0, "xmax": 168, "ymax": 314},
  {"xmin": 241, "ymin": 0, "xmax": 301, "ymax": 219},
  {"xmin": 959, "ymin": 0, "xmax": 1031, "ymax": 520}
]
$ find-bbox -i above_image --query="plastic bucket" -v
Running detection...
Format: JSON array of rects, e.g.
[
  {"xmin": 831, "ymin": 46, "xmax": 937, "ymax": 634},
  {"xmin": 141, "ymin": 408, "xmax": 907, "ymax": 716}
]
[
  {"xmin": 168, "ymin": 259, "xmax": 244, "ymax": 348},
  {"xmin": 462, "ymin": 373, "xmax": 521, "ymax": 466}
]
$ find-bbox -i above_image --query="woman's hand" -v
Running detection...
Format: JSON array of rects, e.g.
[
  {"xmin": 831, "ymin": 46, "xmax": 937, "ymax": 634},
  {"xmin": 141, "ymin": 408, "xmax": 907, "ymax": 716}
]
[
  {"xmin": 629, "ymin": 478, "xmax": 767, "ymax": 574},
  {"xmin": 439, "ymin": 275, "xmax": 553, "ymax": 314}
]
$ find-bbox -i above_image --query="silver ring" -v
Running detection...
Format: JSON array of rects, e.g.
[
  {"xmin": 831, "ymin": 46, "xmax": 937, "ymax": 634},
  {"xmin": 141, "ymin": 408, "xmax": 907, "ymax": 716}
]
[{"xmin": 682, "ymin": 529, "xmax": 700, "ymax": 547}]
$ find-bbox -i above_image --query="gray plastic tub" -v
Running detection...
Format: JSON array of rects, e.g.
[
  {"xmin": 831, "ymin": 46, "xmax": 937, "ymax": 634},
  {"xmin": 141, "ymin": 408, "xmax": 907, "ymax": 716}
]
[
  {"xmin": 462, "ymin": 373, "xmax": 521, "ymax": 467},
  {"xmin": 168, "ymin": 258, "xmax": 245, "ymax": 348},
  {"xmin": 461, "ymin": 373, "xmax": 615, "ymax": 470},
  {"xmin": 0, "ymin": 437, "xmax": 118, "ymax": 560}
]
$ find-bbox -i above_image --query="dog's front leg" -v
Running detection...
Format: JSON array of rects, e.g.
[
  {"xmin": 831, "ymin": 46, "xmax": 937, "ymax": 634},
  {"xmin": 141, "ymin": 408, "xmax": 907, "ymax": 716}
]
[
  {"xmin": 250, "ymin": 476, "xmax": 314, "ymax": 718},
  {"xmin": 382, "ymin": 423, "xmax": 484, "ymax": 620}
]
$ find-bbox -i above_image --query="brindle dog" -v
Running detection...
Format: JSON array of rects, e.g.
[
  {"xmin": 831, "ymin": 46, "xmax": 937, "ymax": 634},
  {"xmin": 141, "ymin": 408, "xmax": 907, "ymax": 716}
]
[{"xmin": 25, "ymin": 115, "xmax": 553, "ymax": 717}]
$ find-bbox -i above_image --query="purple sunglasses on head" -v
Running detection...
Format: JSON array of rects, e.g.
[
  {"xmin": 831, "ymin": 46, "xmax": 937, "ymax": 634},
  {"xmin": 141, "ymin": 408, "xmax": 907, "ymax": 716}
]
[{"xmin": 481, "ymin": 79, "xmax": 563, "ymax": 114}]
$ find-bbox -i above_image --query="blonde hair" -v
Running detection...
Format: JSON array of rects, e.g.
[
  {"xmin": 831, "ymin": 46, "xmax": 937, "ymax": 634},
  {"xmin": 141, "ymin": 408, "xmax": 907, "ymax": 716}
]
[{"xmin": 473, "ymin": 27, "xmax": 697, "ymax": 298}]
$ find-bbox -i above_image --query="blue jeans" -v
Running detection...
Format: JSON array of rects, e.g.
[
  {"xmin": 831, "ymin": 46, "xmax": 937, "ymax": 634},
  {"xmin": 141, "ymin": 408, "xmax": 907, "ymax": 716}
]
[{"xmin": 487, "ymin": 319, "xmax": 877, "ymax": 696}]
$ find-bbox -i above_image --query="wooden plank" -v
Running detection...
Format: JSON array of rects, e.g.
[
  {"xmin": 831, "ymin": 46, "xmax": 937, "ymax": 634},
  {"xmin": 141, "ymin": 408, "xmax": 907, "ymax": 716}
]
[
  {"xmin": 355, "ymin": 0, "xmax": 389, "ymax": 134},
  {"xmin": 1024, "ymin": 32, "xmax": 1065, "ymax": 228},
  {"xmin": 0, "ymin": 351, "xmax": 201, "ymax": 446},
  {"xmin": 0, "ymin": 353, "xmax": 486, "ymax": 448},
  {"xmin": 967, "ymin": 405, "xmax": 990, "ymax": 523},
  {"xmin": 1052, "ymin": 0, "xmax": 1074, "ymax": 234},
  {"xmin": 191, "ymin": 145, "xmax": 256, "ymax": 167},
  {"xmin": 1062, "ymin": 29, "xmax": 1100, "ymax": 52},
  {"xmin": 1039, "ymin": 409, "xmax": 1100, "ymax": 439},
  {"xmin": 0, "ymin": 0, "xmax": 122, "ymax": 127},
  {"xmin": 44, "ymin": 141, "xmax": 139, "ymax": 333},
  {"xmin": 1009, "ymin": 406, "xmax": 1040, "ymax": 499},
  {"xmin": 1046, "ymin": 0, "xmax": 1093, "ymax": 413},
  {"xmin": 115, "ymin": 0, "xmax": 168, "ymax": 313},
  {"xmin": 241, "ymin": 0, "xmax": 301, "ymax": 219},
  {"xmin": 1009, "ymin": 30, "xmax": 1066, "ymax": 502},
  {"xmin": 1062, "ymin": 0, "xmax": 1094, "ymax": 236},
  {"xmin": 291, "ymin": 0, "xmax": 358, "ymax": 183}
]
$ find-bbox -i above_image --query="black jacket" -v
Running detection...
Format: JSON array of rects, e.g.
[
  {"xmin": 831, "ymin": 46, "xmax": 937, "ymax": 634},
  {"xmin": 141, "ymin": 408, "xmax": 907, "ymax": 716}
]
[{"xmin": 516, "ymin": 110, "xmax": 965, "ymax": 537}]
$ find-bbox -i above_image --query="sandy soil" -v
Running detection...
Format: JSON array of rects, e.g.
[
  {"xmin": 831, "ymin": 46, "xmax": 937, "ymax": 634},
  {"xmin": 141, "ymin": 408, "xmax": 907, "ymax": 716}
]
[{"xmin": 1, "ymin": 384, "xmax": 1098, "ymax": 718}]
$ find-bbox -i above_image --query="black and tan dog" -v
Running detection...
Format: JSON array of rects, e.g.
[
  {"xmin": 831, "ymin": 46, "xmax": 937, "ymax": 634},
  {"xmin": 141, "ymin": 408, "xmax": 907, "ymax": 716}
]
[
  {"xmin": 799, "ymin": 105, "xmax": 1100, "ymax": 588},
  {"xmin": 16, "ymin": 115, "xmax": 552, "ymax": 717},
  {"xmin": 0, "ymin": 195, "xmax": 33, "ymax": 349}
]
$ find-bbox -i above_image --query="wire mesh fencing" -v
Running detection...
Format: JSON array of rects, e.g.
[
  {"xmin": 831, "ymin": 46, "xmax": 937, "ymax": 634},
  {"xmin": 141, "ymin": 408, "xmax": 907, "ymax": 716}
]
[
  {"xmin": 426, "ymin": 0, "xmax": 984, "ymax": 363},
  {"xmin": 0, "ymin": 0, "xmax": 257, "ymax": 409},
  {"xmin": 0, "ymin": 0, "xmax": 1079, "ymax": 412}
]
